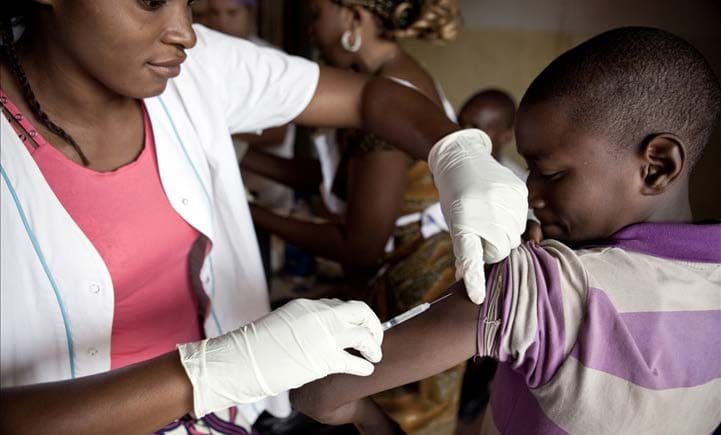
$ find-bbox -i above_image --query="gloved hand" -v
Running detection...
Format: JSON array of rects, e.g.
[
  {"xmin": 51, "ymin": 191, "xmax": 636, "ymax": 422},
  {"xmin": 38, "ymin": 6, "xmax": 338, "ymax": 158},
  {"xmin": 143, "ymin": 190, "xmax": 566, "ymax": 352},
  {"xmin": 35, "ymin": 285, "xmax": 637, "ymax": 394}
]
[
  {"xmin": 178, "ymin": 298, "xmax": 383, "ymax": 417},
  {"xmin": 428, "ymin": 129, "xmax": 529, "ymax": 304}
]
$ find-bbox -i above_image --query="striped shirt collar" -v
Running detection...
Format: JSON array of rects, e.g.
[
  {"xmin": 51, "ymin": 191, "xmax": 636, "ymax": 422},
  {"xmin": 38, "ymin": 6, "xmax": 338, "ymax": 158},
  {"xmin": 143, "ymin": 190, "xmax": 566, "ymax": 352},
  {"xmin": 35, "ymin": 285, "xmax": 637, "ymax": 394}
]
[{"xmin": 582, "ymin": 222, "xmax": 721, "ymax": 263}]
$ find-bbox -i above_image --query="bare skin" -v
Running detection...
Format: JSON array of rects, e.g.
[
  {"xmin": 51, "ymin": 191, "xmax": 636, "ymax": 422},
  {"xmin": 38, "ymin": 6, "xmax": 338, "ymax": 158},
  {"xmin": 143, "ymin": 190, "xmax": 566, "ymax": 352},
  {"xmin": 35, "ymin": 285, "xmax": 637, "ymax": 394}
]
[
  {"xmin": 0, "ymin": 352, "xmax": 193, "ymax": 435},
  {"xmin": 241, "ymin": 149, "xmax": 324, "ymax": 194},
  {"xmin": 292, "ymin": 282, "xmax": 479, "ymax": 433},
  {"xmin": 457, "ymin": 89, "xmax": 545, "ymax": 243},
  {"xmin": 249, "ymin": 0, "xmax": 450, "ymax": 270},
  {"xmin": 291, "ymin": 96, "xmax": 695, "ymax": 434},
  {"xmin": 0, "ymin": 1, "xmax": 457, "ymax": 433},
  {"xmin": 250, "ymin": 147, "xmax": 409, "ymax": 268}
]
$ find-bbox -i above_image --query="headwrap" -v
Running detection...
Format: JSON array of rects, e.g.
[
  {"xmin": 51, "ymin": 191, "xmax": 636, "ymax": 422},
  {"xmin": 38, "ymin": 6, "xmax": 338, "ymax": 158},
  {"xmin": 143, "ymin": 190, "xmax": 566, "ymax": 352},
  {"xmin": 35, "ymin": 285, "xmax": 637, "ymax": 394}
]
[
  {"xmin": 333, "ymin": 0, "xmax": 423, "ymax": 30},
  {"xmin": 231, "ymin": 0, "xmax": 257, "ymax": 7}
]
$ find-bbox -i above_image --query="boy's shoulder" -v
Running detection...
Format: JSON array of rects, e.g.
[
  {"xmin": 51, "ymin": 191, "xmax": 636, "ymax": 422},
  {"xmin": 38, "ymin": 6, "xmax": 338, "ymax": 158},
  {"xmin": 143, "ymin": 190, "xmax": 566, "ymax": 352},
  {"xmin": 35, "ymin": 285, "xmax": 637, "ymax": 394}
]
[{"xmin": 535, "ymin": 222, "xmax": 721, "ymax": 313}]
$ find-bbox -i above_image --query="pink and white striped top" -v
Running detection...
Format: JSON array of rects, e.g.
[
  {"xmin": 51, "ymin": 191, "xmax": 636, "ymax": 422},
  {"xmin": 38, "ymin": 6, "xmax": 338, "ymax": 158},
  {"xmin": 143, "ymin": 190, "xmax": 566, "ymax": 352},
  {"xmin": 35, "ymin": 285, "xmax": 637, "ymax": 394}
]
[
  {"xmin": 478, "ymin": 222, "xmax": 721, "ymax": 434},
  {"xmin": 1, "ymin": 90, "xmax": 203, "ymax": 369}
]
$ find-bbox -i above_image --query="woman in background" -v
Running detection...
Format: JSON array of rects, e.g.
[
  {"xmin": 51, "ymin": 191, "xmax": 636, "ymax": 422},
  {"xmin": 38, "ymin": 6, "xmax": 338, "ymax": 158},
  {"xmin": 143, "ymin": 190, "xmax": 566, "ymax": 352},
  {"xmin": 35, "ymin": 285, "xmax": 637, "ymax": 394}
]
[
  {"xmin": 246, "ymin": 1, "xmax": 467, "ymax": 433},
  {"xmin": 0, "ymin": 1, "xmax": 528, "ymax": 433}
]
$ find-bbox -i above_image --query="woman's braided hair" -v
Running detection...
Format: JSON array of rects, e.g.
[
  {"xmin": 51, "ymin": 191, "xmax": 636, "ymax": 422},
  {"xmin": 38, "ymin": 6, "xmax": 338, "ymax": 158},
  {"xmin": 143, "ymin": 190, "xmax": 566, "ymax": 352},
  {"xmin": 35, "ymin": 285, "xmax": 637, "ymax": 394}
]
[
  {"xmin": 333, "ymin": 0, "xmax": 460, "ymax": 42},
  {"xmin": 1, "ymin": 4, "xmax": 90, "ymax": 165}
]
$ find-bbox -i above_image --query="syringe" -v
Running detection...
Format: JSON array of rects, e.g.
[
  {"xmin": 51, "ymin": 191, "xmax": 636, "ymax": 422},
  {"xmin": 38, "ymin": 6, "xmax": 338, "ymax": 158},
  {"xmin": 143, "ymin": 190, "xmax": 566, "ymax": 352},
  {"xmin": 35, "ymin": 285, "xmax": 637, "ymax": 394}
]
[{"xmin": 381, "ymin": 292, "xmax": 453, "ymax": 331}]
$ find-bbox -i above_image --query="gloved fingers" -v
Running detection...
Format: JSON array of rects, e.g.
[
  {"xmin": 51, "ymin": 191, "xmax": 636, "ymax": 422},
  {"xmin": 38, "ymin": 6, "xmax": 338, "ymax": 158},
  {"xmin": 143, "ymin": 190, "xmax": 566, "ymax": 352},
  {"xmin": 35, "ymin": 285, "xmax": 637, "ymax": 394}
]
[
  {"xmin": 333, "ymin": 300, "xmax": 383, "ymax": 346},
  {"xmin": 463, "ymin": 269, "xmax": 487, "ymax": 305},
  {"xmin": 336, "ymin": 352, "xmax": 376, "ymax": 377},
  {"xmin": 428, "ymin": 129, "xmax": 493, "ymax": 176},
  {"xmin": 453, "ymin": 233, "xmax": 488, "ymax": 304},
  {"xmin": 336, "ymin": 326, "xmax": 383, "ymax": 363}
]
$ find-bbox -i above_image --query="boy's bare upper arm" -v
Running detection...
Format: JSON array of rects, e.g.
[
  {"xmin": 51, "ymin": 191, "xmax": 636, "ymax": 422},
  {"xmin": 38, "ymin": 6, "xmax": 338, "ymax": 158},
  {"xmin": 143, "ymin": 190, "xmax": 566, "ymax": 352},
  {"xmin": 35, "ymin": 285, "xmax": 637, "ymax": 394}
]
[{"xmin": 292, "ymin": 281, "xmax": 480, "ymax": 415}]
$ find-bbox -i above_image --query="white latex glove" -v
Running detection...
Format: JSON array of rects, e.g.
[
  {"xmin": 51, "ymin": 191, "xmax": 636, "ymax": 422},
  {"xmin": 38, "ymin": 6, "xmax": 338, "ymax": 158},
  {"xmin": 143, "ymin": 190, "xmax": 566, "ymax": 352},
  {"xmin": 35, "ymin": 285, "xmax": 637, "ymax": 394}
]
[
  {"xmin": 178, "ymin": 298, "xmax": 383, "ymax": 417},
  {"xmin": 428, "ymin": 129, "xmax": 529, "ymax": 304}
]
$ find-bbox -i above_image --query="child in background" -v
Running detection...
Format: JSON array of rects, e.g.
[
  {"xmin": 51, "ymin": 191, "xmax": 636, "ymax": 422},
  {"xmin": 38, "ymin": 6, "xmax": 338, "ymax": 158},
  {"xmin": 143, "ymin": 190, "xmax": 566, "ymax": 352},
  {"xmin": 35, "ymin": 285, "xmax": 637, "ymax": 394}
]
[
  {"xmin": 292, "ymin": 26, "xmax": 721, "ymax": 435},
  {"xmin": 458, "ymin": 88, "xmax": 543, "ymax": 254},
  {"xmin": 456, "ymin": 88, "xmax": 519, "ymax": 423},
  {"xmin": 459, "ymin": 88, "xmax": 524, "ymax": 179}
]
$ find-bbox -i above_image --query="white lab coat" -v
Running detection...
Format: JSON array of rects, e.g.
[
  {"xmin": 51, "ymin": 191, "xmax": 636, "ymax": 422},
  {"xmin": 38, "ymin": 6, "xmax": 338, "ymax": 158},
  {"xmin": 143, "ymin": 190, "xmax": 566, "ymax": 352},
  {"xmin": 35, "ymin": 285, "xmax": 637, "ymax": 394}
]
[{"xmin": 0, "ymin": 25, "xmax": 318, "ymax": 424}]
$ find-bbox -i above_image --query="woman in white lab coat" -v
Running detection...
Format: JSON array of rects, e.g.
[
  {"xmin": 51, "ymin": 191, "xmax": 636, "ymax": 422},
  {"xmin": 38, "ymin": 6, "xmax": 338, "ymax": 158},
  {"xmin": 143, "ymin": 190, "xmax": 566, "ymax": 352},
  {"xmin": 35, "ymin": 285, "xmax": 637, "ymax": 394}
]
[{"xmin": 0, "ymin": 1, "xmax": 527, "ymax": 433}]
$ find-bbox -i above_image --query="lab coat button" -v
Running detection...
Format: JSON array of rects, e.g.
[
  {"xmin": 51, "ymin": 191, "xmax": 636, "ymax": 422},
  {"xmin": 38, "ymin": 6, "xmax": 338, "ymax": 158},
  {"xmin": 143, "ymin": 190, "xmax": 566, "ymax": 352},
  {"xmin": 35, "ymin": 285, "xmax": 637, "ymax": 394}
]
[
  {"xmin": 89, "ymin": 282, "xmax": 101, "ymax": 294},
  {"xmin": 182, "ymin": 198, "xmax": 189, "ymax": 205},
  {"xmin": 88, "ymin": 348, "xmax": 98, "ymax": 356}
]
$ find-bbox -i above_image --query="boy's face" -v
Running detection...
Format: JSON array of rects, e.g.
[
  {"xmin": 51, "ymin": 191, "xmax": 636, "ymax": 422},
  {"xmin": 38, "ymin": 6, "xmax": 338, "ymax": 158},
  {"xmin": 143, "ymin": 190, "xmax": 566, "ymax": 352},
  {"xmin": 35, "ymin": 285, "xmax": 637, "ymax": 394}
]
[{"xmin": 516, "ymin": 101, "xmax": 646, "ymax": 244}]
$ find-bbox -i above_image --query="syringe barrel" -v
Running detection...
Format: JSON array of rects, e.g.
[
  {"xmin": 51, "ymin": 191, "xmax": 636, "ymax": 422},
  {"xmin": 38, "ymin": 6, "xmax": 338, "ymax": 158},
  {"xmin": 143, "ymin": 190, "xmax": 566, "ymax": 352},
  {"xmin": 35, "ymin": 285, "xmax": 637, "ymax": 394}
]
[{"xmin": 381, "ymin": 302, "xmax": 431, "ymax": 331}]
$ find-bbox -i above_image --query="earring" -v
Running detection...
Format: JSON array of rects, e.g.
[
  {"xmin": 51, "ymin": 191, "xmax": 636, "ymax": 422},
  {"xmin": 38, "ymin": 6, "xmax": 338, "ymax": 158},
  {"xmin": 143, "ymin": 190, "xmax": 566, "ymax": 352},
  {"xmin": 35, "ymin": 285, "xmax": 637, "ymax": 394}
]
[{"xmin": 341, "ymin": 29, "xmax": 362, "ymax": 52}]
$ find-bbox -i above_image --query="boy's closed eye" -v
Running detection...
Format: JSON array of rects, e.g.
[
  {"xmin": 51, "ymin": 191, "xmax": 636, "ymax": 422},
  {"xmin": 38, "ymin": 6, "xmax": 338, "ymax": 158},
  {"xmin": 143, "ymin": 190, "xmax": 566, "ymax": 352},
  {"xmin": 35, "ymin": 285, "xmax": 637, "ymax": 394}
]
[
  {"xmin": 527, "ymin": 162, "xmax": 566, "ymax": 181},
  {"xmin": 540, "ymin": 170, "xmax": 566, "ymax": 181}
]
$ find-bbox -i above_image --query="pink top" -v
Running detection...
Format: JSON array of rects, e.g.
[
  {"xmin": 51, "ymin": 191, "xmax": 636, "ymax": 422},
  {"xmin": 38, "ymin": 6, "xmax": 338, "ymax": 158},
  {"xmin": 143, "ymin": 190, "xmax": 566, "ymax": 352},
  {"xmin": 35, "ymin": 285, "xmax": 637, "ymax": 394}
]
[{"xmin": 1, "ymin": 90, "xmax": 203, "ymax": 369}]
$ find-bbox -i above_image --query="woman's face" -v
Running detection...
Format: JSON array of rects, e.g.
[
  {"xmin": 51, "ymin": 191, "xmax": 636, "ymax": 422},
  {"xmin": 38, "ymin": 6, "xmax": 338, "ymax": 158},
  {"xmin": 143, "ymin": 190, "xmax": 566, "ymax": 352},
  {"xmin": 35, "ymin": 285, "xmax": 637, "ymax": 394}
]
[
  {"xmin": 40, "ymin": 0, "xmax": 198, "ymax": 98},
  {"xmin": 307, "ymin": 0, "xmax": 355, "ymax": 68}
]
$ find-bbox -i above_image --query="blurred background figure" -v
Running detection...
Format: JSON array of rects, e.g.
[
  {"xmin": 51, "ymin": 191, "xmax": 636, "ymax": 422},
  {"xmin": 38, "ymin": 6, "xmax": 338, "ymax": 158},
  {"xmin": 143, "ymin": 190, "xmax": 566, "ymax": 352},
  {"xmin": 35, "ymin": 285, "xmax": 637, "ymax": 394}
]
[
  {"xmin": 194, "ymin": 1, "xmax": 721, "ymax": 434},
  {"xmin": 193, "ymin": 0, "xmax": 294, "ymax": 213},
  {"xmin": 244, "ymin": 1, "xmax": 467, "ymax": 434},
  {"xmin": 453, "ymin": 88, "xmax": 520, "ymax": 427},
  {"xmin": 193, "ymin": 0, "xmax": 297, "ymax": 278},
  {"xmin": 458, "ymin": 88, "xmax": 543, "ymax": 243},
  {"xmin": 193, "ymin": 0, "xmax": 257, "ymax": 39},
  {"xmin": 458, "ymin": 88, "xmax": 526, "ymax": 179}
]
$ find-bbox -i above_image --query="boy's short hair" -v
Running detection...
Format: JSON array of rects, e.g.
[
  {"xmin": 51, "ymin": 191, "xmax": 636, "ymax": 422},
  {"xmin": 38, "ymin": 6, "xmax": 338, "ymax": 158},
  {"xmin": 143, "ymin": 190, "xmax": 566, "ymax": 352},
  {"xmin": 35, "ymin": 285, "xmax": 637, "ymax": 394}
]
[{"xmin": 520, "ymin": 27, "xmax": 721, "ymax": 166}]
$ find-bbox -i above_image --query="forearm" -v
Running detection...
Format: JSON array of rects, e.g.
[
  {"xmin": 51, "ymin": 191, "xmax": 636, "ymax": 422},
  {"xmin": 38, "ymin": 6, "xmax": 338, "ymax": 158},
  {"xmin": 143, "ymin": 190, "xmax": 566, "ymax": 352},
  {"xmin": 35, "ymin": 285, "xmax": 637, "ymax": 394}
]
[
  {"xmin": 250, "ymin": 203, "xmax": 383, "ymax": 268},
  {"xmin": 292, "ymin": 283, "xmax": 479, "ymax": 420},
  {"xmin": 241, "ymin": 149, "xmax": 322, "ymax": 192},
  {"xmin": 0, "ymin": 351, "xmax": 193, "ymax": 435}
]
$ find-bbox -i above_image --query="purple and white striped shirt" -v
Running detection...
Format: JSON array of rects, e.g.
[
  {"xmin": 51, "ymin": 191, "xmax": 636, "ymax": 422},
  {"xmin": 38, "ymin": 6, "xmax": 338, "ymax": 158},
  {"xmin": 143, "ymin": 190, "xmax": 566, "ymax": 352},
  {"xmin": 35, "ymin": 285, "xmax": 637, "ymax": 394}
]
[{"xmin": 477, "ymin": 222, "xmax": 721, "ymax": 434}]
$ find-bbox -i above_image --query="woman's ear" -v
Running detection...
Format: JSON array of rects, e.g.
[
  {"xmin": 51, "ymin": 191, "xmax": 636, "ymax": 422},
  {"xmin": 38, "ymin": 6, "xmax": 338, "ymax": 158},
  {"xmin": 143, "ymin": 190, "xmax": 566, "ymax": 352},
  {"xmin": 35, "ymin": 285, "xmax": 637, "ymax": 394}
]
[
  {"xmin": 336, "ymin": 3, "xmax": 357, "ymax": 29},
  {"xmin": 353, "ymin": 5, "xmax": 380, "ymax": 33},
  {"xmin": 340, "ymin": 5, "xmax": 363, "ymax": 28},
  {"xmin": 639, "ymin": 133, "xmax": 686, "ymax": 195}
]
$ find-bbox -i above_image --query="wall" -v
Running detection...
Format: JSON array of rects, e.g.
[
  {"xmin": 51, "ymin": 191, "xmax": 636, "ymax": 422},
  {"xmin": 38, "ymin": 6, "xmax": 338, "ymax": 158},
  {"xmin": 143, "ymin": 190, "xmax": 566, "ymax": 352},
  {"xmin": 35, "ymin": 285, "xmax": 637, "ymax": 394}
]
[{"xmin": 402, "ymin": 0, "xmax": 721, "ymax": 219}]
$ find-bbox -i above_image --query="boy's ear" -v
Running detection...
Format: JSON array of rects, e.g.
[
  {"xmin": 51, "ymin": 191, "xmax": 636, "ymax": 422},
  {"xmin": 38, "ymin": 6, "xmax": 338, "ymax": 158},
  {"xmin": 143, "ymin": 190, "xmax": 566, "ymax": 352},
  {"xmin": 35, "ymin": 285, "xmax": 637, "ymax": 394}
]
[{"xmin": 639, "ymin": 133, "xmax": 686, "ymax": 195}]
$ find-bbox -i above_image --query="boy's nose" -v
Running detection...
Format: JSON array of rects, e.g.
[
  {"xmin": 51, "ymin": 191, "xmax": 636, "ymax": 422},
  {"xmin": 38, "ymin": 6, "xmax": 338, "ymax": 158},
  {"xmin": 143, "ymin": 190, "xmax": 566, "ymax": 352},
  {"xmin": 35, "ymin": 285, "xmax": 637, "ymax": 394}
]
[
  {"xmin": 526, "ymin": 177, "xmax": 547, "ymax": 210},
  {"xmin": 529, "ymin": 196, "xmax": 547, "ymax": 211}
]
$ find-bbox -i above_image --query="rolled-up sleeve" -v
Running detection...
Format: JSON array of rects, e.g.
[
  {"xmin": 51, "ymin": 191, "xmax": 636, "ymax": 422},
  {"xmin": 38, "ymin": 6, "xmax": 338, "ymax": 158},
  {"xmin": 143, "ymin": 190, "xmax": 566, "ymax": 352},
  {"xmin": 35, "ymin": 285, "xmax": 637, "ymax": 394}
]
[
  {"xmin": 188, "ymin": 25, "xmax": 320, "ymax": 134},
  {"xmin": 478, "ymin": 241, "xmax": 588, "ymax": 388}
]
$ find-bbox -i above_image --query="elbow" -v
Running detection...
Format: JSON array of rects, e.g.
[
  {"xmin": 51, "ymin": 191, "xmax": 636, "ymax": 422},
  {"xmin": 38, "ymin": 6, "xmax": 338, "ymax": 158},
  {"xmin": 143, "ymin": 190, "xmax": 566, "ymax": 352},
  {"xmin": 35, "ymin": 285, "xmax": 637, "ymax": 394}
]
[
  {"xmin": 289, "ymin": 388, "xmax": 316, "ymax": 418},
  {"xmin": 290, "ymin": 387, "xmax": 338, "ymax": 424}
]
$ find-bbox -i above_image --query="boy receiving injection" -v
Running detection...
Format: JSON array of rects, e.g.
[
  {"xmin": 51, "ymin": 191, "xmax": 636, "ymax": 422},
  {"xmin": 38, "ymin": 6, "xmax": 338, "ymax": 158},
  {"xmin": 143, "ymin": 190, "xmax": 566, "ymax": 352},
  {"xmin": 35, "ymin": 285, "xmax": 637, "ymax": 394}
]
[{"xmin": 291, "ymin": 27, "xmax": 721, "ymax": 435}]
